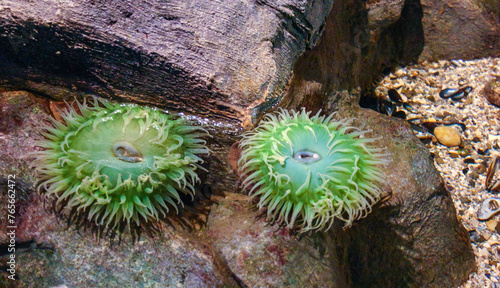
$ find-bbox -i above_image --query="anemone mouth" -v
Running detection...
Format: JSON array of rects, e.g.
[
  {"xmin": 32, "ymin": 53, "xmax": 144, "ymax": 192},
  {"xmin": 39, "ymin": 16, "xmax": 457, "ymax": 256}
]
[
  {"xmin": 32, "ymin": 97, "xmax": 210, "ymax": 234},
  {"xmin": 238, "ymin": 108, "xmax": 389, "ymax": 233},
  {"xmin": 293, "ymin": 150, "xmax": 321, "ymax": 164},
  {"xmin": 113, "ymin": 141, "xmax": 143, "ymax": 163}
]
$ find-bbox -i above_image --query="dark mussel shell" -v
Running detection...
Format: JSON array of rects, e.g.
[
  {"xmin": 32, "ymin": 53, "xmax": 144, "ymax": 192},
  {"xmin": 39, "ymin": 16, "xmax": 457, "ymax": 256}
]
[
  {"xmin": 402, "ymin": 102, "xmax": 416, "ymax": 113},
  {"xmin": 486, "ymin": 156, "xmax": 500, "ymax": 192},
  {"xmin": 380, "ymin": 100, "xmax": 395, "ymax": 116},
  {"xmin": 409, "ymin": 122, "xmax": 425, "ymax": 133},
  {"xmin": 439, "ymin": 86, "xmax": 472, "ymax": 100},
  {"xmin": 448, "ymin": 122, "xmax": 466, "ymax": 132},
  {"xmin": 388, "ymin": 89, "xmax": 403, "ymax": 105},
  {"xmin": 392, "ymin": 110, "xmax": 406, "ymax": 119},
  {"xmin": 439, "ymin": 88, "xmax": 459, "ymax": 99},
  {"xmin": 421, "ymin": 121, "xmax": 438, "ymax": 133},
  {"xmin": 450, "ymin": 90, "xmax": 466, "ymax": 100}
]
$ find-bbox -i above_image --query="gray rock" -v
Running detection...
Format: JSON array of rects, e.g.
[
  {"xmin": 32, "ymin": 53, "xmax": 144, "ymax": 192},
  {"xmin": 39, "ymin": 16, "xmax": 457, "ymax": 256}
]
[{"xmin": 0, "ymin": 198, "xmax": 241, "ymax": 288}]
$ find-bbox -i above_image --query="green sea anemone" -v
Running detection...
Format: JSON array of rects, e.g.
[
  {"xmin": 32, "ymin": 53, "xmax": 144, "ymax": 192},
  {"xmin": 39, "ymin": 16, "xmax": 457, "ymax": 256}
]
[
  {"xmin": 32, "ymin": 97, "xmax": 209, "ymax": 232},
  {"xmin": 238, "ymin": 108, "xmax": 388, "ymax": 232}
]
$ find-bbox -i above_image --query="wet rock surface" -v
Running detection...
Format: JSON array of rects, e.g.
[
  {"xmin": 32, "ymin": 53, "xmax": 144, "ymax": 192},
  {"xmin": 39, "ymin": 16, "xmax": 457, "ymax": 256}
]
[
  {"xmin": 324, "ymin": 91, "xmax": 475, "ymax": 288},
  {"xmin": 0, "ymin": 197, "xmax": 241, "ymax": 288},
  {"xmin": 420, "ymin": 0, "xmax": 500, "ymax": 61},
  {"xmin": 374, "ymin": 57, "xmax": 500, "ymax": 287},
  {"xmin": 204, "ymin": 193, "xmax": 336, "ymax": 287}
]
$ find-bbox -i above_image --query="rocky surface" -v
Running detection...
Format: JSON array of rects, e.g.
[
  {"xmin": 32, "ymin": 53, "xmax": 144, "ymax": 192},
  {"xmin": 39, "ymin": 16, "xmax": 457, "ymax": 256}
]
[
  {"xmin": 0, "ymin": 197, "xmax": 242, "ymax": 288},
  {"xmin": 419, "ymin": 0, "xmax": 500, "ymax": 61},
  {"xmin": 324, "ymin": 91, "xmax": 475, "ymax": 288},
  {"xmin": 374, "ymin": 57, "xmax": 500, "ymax": 287},
  {"xmin": 205, "ymin": 193, "xmax": 336, "ymax": 288}
]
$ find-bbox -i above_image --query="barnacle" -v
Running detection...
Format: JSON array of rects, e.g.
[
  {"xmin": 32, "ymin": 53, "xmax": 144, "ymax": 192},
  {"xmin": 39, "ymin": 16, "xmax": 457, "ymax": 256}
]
[
  {"xmin": 238, "ymin": 108, "xmax": 388, "ymax": 232},
  {"xmin": 32, "ymin": 97, "xmax": 209, "ymax": 233}
]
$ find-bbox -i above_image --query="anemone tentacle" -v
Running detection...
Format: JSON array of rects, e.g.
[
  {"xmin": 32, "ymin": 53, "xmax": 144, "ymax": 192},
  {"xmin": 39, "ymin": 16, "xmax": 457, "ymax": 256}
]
[
  {"xmin": 33, "ymin": 97, "xmax": 209, "ymax": 230},
  {"xmin": 238, "ymin": 108, "xmax": 389, "ymax": 232}
]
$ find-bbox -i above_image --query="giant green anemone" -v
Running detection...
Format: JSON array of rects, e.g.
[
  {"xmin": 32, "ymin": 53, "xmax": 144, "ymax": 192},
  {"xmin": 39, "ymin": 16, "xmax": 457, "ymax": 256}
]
[
  {"xmin": 238, "ymin": 108, "xmax": 388, "ymax": 232},
  {"xmin": 32, "ymin": 97, "xmax": 209, "ymax": 231}
]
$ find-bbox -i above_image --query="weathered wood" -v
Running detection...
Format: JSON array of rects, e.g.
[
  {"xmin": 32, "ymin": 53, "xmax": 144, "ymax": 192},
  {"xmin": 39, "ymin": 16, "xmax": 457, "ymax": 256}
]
[
  {"xmin": 0, "ymin": 0, "xmax": 335, "ymax": 192},
  {"xmin": 0, "ymin": 0, "xmax": 332, "ymax": 120}
]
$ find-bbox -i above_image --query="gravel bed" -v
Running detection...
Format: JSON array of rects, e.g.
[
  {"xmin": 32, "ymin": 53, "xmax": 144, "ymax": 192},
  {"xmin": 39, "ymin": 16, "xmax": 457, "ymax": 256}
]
[{"xmin": 374, "ymin": 57, "xmax": 500, "ymax": 288}]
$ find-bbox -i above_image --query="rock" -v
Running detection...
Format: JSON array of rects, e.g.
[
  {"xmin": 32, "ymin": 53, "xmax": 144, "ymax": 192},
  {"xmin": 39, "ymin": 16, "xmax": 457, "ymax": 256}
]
[
  {"xmin": 434, "ymin": 125, "xmax": 462, "ymax": 147},
  {"xmin": 0, "ymin": 91, "xmax": 47, "ymax": 244},
  {"xmin": 484, "ymin": 78, "xmax": 500, "ymax": 107},
  {"xmin": 486, "ymin": 219, "xmax": 498, "ymax": 232},
  {"xmin": 419, "ymin": 0, "xmax": 500, "ymax": 61},
  {"xmin": 321, "ymin": 91, "xmax": 475, "ymax": 288},
  {"xmin": 204, "ymin": 193, "xmax": 336, "ymax": 287},
  {"xmin": 0, "ymin": 196, "xmax": 242, "ymax": 288}
]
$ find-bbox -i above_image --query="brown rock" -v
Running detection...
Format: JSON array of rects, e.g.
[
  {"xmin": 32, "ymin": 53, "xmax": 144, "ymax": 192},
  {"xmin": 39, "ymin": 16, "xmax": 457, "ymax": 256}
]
[
  {"xmin": 484, "ymin": 78, "xmax": 500, "ymax": 107},
  {"xmin": 0, "ymin": 197, "xmax": 242, "ymax": 288},
  {"xmin": 420, "ymin": 0, "xmax": 500, "ymax": 61},
  {"xmin": 205, "ymin": 193, "xmax": 336, "ymax": 287},
  {"xmin": 324, "ymin": 93, "xmax": 475, "ymax": 288}
]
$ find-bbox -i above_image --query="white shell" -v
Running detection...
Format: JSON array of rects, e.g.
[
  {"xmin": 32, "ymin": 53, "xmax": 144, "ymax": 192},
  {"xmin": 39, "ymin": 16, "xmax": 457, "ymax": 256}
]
[{"xmin": 477, "ymin": 197, "xmax": 500, "ymax": 221}]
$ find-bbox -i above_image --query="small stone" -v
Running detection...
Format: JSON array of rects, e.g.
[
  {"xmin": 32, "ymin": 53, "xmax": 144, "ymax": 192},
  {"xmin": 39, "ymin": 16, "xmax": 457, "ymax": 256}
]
[
  {"xmin": 458, "ymin": 147, "xmax": 470, "ymax": 157},
  {"xmin": 468, "ymin": 171, "xmax": 479, "ymax": 180},
  {"xmin": 484, "ymin": 78, "xmax": 500, "ymax": 107},
  {"xmin": 470, "ymin": 229, "xmax": 487, "ymax": 243},
  {"xmin": 475, "ymin": 164, "xmax": 488, "ymax": 174},
  {"xmin": 487, "ymin": 219, "xmax": 499, "ymax": 231},
  {"xmin": 434, "ymin": 125, "xmax": 462, "ymax": 147},
  {"xmin": 479, "ymin": 247, "xmax": 490, "ymax": 257},
  {"xmin": 462, "ymin": 141, "xmax": 474, "ymax": 152},
  {"xmin": 464, "ymin": 97, "xmax": 474, "ymax": 105},
  {"xmin": 449, "ymin": 150, "xmax": 459, "ymax": 158},
  {"xmin": 434, "ymin": 154, "xmax": 445, "ymax": 164}
]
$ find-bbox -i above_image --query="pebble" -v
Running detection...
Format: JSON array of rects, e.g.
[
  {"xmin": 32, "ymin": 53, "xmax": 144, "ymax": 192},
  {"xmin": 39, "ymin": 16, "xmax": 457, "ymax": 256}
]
[
  {"xmin": 484, "ymin": 78, "xmax": 500, "ymax": 107},
  {"xmin": 488, "ymin": 219, "xmax": 499, "ymax": 232},
  {"xmin": 434, "ymin": 125, "xmax": 462, "ymax": 147}
]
